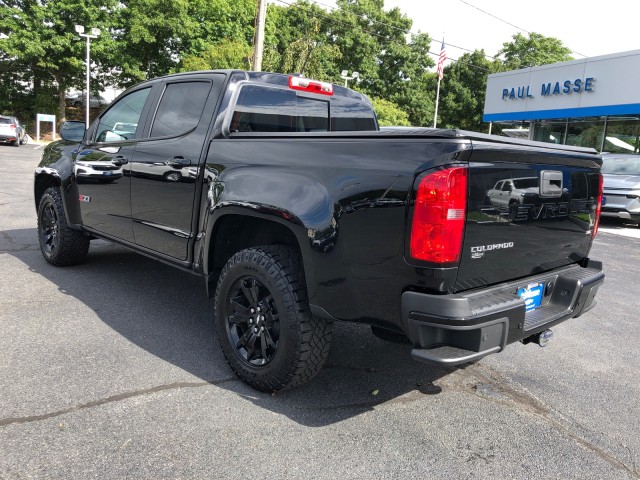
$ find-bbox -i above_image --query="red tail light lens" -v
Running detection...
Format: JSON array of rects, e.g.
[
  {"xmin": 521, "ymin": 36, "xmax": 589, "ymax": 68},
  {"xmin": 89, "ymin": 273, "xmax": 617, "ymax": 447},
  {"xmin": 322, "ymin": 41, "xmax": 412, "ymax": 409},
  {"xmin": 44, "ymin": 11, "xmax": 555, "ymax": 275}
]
[
  {"xmin": 9, "ymin": 124, "xmax": 16, "ymax": 129},
  {"xmin": 410, "ymin": 167, "xmax": 468, "ymax": 264},
  {"xmin": 592, "ymin": 173, "xmax": 603, "ymax": 238}
]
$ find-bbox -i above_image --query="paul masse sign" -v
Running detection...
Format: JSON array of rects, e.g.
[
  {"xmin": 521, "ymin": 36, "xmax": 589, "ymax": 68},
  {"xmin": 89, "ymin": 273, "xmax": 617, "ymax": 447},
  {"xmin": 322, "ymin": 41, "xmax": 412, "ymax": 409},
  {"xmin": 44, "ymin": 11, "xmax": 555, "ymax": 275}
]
[
  {"xmin": 483, "ymin": 50, "xmax": 640, "ymax": 121},
  {"xmin": 501, "ymin": 77, "xmax": 594, "ymax": 100}
]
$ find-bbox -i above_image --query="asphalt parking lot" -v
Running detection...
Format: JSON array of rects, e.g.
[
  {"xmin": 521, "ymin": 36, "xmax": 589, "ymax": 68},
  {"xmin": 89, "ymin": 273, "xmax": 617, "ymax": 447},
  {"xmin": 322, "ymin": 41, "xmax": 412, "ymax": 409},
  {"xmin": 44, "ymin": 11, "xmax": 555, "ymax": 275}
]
[{"xmin": 1, "ymin": 144, "xmax": 638, "ymax": 479}]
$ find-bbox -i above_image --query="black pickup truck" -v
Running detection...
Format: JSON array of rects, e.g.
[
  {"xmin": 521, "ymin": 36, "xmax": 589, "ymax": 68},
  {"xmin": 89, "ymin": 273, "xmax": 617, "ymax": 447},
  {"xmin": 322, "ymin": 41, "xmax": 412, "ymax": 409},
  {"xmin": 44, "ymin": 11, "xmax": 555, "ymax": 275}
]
[{"xmin": 34, "ymin": 70, "xmax": 605, "ymax": 391}]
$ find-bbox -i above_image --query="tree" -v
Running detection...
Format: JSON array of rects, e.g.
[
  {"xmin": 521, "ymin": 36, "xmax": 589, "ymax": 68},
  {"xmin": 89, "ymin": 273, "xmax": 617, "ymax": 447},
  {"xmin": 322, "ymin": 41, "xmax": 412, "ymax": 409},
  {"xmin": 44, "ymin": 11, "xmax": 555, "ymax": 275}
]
[
  {"xmin": 499, "ymin": 32, "xmax": 572, "ymax": 70},
  {"xmin": 115, "ymin": 0, "xmax": 202, "ymax": 84},
  {"xmin": 0, "ymin": 0, "xmax": 120, "ymax": 125},
  {"xmin": 370, "ymin": 97, "xmax": 410, "ymax": 126},
  {"xmin": 328, "ymin": 0, "xmax": 416, "ymax": 95},
  {"xmin": 264, "ymin": 1, "xmax": 338, "ymax": 79},
  {"xmin": 436, "ymin": 50, "xmax": 502, "ymax": 132},
  {"xmin": 392, "ymin": 32, "xmax": 435, "ymax": 127},
  {"xmin": 181, "ymin": 40, "xmax": 252, "ymax": 71},
  {"xmin": 116, "ymin": 0, "xmax": 256, "ymax": 84}
]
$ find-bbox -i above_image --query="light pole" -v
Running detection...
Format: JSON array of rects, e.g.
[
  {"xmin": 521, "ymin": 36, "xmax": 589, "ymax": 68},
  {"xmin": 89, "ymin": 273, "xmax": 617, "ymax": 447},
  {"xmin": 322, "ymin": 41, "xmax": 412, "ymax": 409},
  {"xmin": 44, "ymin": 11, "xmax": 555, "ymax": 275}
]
[
  {"xmin": 340, "ymin": 70, "xmax": 360, "ymax": 88},
  {"xmin": 75, "ymin": 25, "xmax": 100, "ymax": 128}
]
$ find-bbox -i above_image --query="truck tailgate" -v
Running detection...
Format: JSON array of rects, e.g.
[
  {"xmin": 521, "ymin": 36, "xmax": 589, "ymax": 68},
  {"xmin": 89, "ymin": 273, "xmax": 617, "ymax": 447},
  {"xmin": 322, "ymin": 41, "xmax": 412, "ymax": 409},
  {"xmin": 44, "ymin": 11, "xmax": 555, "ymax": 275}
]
[{"xmin": 455, "ymin": 142, "xmax": 601, "ymax": 292}]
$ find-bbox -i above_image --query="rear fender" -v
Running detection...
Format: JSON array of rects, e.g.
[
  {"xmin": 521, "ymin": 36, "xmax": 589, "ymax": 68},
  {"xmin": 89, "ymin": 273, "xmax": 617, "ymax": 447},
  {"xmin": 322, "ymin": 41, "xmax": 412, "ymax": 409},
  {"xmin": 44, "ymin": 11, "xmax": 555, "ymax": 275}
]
[{"xmin": 200, "ymin": 169, "xmax": 335, "ymax": 300}]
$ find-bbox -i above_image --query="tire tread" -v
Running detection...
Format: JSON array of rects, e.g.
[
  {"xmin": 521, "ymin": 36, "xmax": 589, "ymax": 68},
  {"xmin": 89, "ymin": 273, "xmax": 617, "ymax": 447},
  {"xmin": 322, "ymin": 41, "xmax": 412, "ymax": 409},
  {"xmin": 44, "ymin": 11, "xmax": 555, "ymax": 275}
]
[
  {"xmin": 37, "ymin": 187, "xmax": 90, "ymax": 266},
  {"xmin": 215, "ymin": 245, "xmax": 333, "ymax": 392}
]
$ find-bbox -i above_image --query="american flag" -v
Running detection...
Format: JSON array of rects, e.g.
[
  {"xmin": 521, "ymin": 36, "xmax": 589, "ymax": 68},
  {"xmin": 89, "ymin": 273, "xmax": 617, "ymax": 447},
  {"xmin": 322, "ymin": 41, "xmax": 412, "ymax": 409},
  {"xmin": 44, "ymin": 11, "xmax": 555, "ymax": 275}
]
[{"xmin": 437, "ymin": 39, "xmax": 446, "ymax": 80}]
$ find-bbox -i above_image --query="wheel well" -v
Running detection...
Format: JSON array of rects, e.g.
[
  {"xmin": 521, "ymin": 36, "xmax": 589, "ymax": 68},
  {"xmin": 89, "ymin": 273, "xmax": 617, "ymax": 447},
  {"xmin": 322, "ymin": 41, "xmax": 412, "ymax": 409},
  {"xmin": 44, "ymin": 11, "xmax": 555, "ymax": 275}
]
[
  {"xmin": 207, "ymin": 215, "xmax": 302, "ymax": 296},
  {"xmin": 34, "ymin": 174, "xmax": 60, "ymax": 210}
]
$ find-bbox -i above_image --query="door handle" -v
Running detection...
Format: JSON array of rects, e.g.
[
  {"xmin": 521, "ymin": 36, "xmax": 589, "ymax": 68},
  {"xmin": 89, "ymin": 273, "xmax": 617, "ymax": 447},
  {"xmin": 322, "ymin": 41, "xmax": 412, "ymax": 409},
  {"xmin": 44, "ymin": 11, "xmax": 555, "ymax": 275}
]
[
  {"xmin": 112, "ymin": 155, "xmax": 129, "ymax": 166},
  {"xmin": 168, "ymin": 156, "xmax": 191, "ymax": 168}
]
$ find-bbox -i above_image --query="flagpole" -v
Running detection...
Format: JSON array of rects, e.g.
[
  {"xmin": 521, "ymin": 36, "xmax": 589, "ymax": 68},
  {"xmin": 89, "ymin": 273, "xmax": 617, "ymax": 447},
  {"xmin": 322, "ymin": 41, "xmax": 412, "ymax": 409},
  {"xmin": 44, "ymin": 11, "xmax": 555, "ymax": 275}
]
[
  {"xmin": 433, "ymin": 77, "xmax": 441, "ymax": 128},
  {"xmin": 433, "ymin": 36, "xmax": 445, "ymax": 129}
]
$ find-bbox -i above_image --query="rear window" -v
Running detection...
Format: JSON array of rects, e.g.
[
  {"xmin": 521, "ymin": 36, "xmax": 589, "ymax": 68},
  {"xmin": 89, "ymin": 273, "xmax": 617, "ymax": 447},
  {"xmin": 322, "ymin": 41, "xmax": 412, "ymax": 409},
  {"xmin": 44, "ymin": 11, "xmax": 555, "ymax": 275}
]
[
  {"xmin": 230, "ymin": 84, "xmax": 375, "ymax": 133},
  {"xmin": 0, "ymin": 118, "xmax": 12, "ymax": 124},
  {"xmin": 231, "ymin": 85, "xmax": 328, "ymax": 133}
]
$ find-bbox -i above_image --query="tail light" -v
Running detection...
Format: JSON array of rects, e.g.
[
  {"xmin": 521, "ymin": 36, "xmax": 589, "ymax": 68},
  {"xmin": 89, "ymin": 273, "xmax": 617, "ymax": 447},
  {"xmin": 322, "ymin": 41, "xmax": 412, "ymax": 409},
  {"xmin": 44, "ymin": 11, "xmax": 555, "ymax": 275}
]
[
  {"xmin": 9, "ymin": 124, "xmax": 16, "ymax": 129},
  {"xmin": 592, "ymin": 173, "xmax": 603, "ymax": 238},
  {"xmin": 410, "ymin": 166, "xmax": 468, "ymax": 264}
]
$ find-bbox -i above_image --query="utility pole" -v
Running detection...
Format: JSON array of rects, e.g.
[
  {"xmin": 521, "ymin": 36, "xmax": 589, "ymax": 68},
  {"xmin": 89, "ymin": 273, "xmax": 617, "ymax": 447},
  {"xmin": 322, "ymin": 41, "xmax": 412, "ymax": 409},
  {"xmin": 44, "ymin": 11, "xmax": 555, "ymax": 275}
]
[
  {"xmin": 75, "ymin": 25, "xmax": 100, "ymax": 128},
  {"xmin": 254, "ymin": 0, "xmax": 267, "ymax": 72}
]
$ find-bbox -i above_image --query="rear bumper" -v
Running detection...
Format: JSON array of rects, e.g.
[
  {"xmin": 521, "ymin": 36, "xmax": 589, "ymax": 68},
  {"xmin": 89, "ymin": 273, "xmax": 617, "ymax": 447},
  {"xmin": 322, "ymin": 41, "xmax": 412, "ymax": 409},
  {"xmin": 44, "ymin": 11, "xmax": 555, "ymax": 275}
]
[
  {"xmin": 601, "ymin": 209, "xmax": 640, "ymax": 221},
  {"xmin": 402, "ymin": 260, "xmax": 604, "ymax": 366}
]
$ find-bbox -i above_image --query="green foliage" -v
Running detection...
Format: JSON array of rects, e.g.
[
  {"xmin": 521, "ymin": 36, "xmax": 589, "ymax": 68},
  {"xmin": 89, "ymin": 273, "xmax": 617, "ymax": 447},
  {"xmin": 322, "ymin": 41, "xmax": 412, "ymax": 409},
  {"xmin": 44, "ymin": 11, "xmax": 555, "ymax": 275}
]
[
  {"xmin": 392, "ymin": 32, "xmax": 436, "ymax": 126},
  {"xmin": 329, "ymin": 0, "xmax": 417, "ymax": 94},
  {"xmin": 437, "ymin": 50, "xmax": 503, "ymax": 132},
  {"xmin": 181, "ymin": 40, "xmax": 252, "ymax": 71},
  {"xmin": 371, "ymin": 97, "xmax": 410, "ymax": 126},
  {"xmin": 0, "ymin": 0, "xmax": 120, "ymax": 124},
  {"xmin": 0, "ymin": 0, "xmax": 577, "ymax": 134},
  {"xmin": 499, "ymin": 32, "xmax": 573, "ymax": 70}
]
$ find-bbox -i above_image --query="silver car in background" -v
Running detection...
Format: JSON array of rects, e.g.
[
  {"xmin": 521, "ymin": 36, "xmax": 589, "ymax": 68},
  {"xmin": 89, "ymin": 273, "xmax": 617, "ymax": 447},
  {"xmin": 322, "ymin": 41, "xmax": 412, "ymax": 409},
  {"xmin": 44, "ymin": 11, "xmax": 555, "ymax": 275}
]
[
  {"xmin": 601, "ymin": 153, "xmax": 640, "ymax": 223},
  {"xmin": 0, "ymin": 115, "xmax": 27, "ymax": 146}
]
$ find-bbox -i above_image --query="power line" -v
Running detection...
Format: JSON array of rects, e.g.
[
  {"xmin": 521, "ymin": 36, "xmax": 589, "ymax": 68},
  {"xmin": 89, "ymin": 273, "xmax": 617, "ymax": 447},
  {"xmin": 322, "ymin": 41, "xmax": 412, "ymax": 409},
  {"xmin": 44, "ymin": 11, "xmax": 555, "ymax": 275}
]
[
  {"xmin": 274, "ymin": 0, "xmax": 494, "ymax": 73},
  {"xmin": 307, "ymin": 0, "xmax": 411, "ymax": 35},
  {"xmin": 305, "ymin": 0, "xmax": 498, "ymax": 61},
  {"xmin": 274, "ymin": 0, "xmax": 405, "ymax": 42},
  {"xmin": 457, "ymin": 0, "xmax": 588, "ymax": 58}
]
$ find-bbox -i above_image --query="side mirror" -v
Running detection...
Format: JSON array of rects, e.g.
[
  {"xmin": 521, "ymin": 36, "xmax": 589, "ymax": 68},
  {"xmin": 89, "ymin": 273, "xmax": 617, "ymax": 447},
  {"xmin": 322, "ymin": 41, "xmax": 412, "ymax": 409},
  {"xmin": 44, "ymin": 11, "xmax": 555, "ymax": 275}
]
[{"xmin": 60, "ymin": 121, "xmax": 86, "ymax": 142}]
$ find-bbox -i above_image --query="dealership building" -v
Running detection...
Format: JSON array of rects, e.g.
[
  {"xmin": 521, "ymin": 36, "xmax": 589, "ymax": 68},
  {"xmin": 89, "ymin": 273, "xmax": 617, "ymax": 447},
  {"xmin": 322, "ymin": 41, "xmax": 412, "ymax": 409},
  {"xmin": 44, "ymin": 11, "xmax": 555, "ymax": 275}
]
[{"xmin": 483, "ymin": 49, "xmax": 640, "ymax": 154}]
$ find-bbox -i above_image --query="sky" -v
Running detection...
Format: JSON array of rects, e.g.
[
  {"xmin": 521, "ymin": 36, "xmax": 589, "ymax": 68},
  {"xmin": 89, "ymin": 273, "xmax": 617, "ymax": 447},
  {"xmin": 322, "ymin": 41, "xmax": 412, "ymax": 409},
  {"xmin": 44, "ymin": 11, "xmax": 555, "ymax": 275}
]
[{"xmin": 383, "ymin": 0, "xmax": 640, "ymax": 65}]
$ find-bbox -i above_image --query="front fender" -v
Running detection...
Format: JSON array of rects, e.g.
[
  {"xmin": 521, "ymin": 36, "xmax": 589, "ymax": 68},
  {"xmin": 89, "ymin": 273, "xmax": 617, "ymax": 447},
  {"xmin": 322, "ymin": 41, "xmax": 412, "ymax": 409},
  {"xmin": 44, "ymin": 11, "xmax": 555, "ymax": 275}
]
[{"xmin": 34, "ymin": 140, "xmax": 82, "ymax": 227}]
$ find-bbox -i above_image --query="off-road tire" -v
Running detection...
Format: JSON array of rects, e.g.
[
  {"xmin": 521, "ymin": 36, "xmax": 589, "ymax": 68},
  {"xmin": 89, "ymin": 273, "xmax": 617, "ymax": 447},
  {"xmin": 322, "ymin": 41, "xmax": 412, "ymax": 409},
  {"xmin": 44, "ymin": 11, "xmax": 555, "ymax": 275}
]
[
  {"xmin": 214, "ymin": 246, "xmax": 333, "ymax": 392},
  {"xmin": 37, "ymin": 187, "xmax": 90, "ymax": 266},
  {"xmin": 370, "ymin": 326, "xmax": 411, "ymax": 344}
]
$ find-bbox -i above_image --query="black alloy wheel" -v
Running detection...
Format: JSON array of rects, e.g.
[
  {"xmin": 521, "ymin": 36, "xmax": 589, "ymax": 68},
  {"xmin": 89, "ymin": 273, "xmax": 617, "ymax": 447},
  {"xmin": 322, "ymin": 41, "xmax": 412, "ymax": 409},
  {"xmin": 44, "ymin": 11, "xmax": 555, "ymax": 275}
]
[
  {"xmin": 214, "ymin": 246, "xmax": 333, "ymax": 392},
  {"xmin": 225, "ymin": 275, "xmax": 280, "ymax": 366},
  {"xmin": 37, "ymin": 187, "xmax": 90, "ymax": 266},
  {"xmin": 40, "ymin": 200, "xmax": 59, "ymax": 256}
]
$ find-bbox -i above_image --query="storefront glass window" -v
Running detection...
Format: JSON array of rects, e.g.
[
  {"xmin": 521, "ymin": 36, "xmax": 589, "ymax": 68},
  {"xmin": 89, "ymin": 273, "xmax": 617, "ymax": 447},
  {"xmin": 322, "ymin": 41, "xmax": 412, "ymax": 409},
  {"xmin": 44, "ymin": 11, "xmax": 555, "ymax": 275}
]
[
  {"xmin": 532, "ymin": 121, "xmax": 566, "ymax": 144},
  {"xmin": 565, "ymin": 119, "xmax": 604, "ymax": 150},
  {"xmin": 603, "ymin": 118, "xmax": 640, "ymax": 154}
]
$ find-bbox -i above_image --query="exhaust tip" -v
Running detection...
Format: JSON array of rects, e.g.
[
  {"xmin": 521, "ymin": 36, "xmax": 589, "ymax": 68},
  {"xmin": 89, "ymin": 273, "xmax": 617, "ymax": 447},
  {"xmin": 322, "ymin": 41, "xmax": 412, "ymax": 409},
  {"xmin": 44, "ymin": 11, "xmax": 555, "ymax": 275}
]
[
  {"xmin": 521, "ymin": 329, "xmax": 553, "ymax": 347},
  {"xmin": 537, "ymin": 329, "xmax": 553, "ymax": 347}
]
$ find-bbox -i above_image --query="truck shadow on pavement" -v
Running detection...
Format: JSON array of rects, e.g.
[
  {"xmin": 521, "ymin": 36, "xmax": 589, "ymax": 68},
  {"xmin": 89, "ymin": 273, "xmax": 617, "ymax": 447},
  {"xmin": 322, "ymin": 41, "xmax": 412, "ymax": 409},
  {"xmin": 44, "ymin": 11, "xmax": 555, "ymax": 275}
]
[{"xmin": 7, "ymin": 228, "xmax": 459, "ymax": 427}]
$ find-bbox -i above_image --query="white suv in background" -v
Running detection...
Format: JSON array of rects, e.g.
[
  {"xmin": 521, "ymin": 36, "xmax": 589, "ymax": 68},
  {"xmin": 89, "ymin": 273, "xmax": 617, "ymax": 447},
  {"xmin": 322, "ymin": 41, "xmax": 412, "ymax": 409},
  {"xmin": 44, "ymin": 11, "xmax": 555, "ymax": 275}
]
[{"xmin": 0, "ymin": 116, "xmax": 27, "ymax": 146}]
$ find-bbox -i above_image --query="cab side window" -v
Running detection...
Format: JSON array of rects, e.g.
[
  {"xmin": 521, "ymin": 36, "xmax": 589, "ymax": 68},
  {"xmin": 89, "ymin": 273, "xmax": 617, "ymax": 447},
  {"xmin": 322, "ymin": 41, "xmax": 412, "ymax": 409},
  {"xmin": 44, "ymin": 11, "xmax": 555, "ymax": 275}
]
[
  {"xmin": 150, "ymin": 82, "xmax": 211, "ymax": 138},
  {"xmin": 95, "ymin": 88, "xmax": 151, "ymax": 143}
]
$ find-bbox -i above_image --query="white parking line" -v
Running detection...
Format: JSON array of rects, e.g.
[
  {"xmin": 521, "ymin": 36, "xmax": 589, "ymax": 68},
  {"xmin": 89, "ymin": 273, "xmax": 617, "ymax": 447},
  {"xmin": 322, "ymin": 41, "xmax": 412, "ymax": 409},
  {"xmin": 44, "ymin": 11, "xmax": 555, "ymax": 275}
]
[
  {"xmin": 33, "ymin": 145, "xmax": 43, "ymax": 150},
  {"xmin": 599, "ymin": 226, "xmax": 640, "ymax": 239}
]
